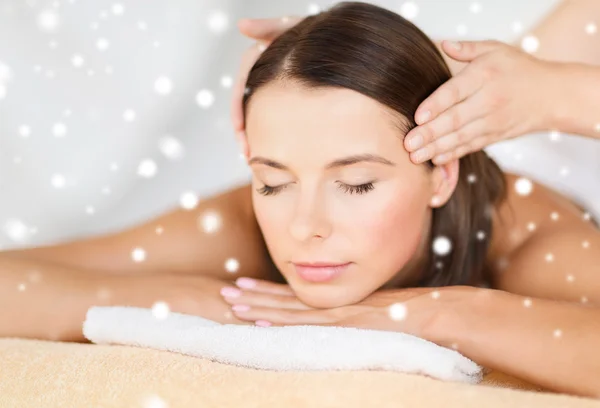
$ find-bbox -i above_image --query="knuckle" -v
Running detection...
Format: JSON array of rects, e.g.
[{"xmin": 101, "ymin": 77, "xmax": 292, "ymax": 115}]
[{"xmin": 450, "ymin": 111, "xmax": 462, "ymax": 131}]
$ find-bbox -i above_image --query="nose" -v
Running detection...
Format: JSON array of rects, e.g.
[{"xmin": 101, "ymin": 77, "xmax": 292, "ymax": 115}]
[{"xmin": 288, "ymin": 191, "xmax": 332, "ymax": 242}]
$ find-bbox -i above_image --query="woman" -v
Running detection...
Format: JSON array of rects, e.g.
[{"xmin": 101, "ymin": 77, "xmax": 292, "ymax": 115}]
[{"xmin": 1, "ymin": 1, "xmax": 599, "ymax": 398}]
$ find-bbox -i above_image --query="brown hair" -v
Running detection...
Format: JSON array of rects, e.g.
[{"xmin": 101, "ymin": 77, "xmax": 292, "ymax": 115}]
[{"xmin": 242, "ymin": 1, "xmax": 507, "ymax": 287}]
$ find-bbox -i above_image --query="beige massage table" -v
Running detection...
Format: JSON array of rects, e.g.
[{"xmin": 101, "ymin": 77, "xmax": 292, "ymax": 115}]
[{"xmin": 0, "ymin": 338, "xmax": 598, "ymax": 407}]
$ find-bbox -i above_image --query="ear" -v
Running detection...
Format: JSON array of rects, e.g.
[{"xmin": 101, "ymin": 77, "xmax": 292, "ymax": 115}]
[{"xmin": 428, "ymin": 160, "xmax": 459, "ymax": 208}]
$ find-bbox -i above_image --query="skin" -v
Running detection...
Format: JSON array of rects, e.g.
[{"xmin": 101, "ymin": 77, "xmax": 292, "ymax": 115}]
[
  {"xmin": 244, "ymin": 80, "xmax": 452, "ymax": 309},
  {"xmin": 1, "ymin": 0, "xmax": 599, "ymax": 396}
]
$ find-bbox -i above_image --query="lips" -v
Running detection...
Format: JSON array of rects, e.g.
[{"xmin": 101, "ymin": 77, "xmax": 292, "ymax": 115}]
[{"xmin": 292, "ymin": 262, "xmax": 351, "ymax": 283}]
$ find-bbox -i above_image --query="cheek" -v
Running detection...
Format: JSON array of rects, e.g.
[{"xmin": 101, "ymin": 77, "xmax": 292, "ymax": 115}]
[{"xmin": 351, "ymin": 187, "xmax": 429, "ymax": 265}]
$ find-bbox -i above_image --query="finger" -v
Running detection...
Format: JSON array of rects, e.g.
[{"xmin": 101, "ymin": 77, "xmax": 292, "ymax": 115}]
[
  {"xmin": 413, "ymin": 65, "xmax": 484, "ymax": 126},
  {"xmin": 432, "ymin": 132, "xmax": 494, "ymax": 164},
  {"xmin": 231, "ymin": 306, "xmax": 334, "ymax": 326},
  {"xmin": 433, "ymin": 136, "xmax": 490, "ymax": 164},
  {"xmin": 238, "ymin": 16, "xmax": 303, "ymax": 41},
  {"xmin": 441, "ymin": 39, "xmax": 505, "ymax": 63},
  {"xmin": 231, "ymin": 43, "xmax": 265, "ymax": 132},
  {"xmin": 410, "ymin": 116, "xmax": 490, "ymax": 164},
  {"xmin": 406, "ymin": 91, "xmax": 488, "ymax": 153},
  {"xmin": 220, "ymin": 287, "xmax": 312, "ymax": 310},
  {"xmin": 235, "ymin": 277, "xmax": 295, "ymax": 296}
]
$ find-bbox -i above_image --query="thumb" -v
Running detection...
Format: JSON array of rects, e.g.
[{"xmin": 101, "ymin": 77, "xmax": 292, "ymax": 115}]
[
  {"xmin": 238, "ymin": 16, "xmax": 303, "ymax": 42},
  {"xmin": 441, "ymin": 39, "xmax": 505, "ymax": 62}
]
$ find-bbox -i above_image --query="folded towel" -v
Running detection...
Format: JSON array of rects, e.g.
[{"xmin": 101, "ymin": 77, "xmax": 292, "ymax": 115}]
[{"xmin": 83, "ymin": 306, "xmax": 483, "ymax": 384}]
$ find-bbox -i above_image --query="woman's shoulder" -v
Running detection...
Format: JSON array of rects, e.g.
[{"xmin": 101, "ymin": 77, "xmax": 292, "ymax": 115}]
[{"xmin": 485, "ymin": 171, "xmax": 599, "ymax": 289}]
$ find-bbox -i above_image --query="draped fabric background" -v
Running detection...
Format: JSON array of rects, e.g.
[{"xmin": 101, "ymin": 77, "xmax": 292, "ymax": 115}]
[{"xmin": 3, "ymin": 0, "xmax": 597, "ymax": 252}]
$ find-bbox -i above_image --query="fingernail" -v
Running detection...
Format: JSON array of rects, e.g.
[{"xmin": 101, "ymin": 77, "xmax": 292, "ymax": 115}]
[
  {"xmin": 236, "ymin": 277, "xmax": 256, "ymax": 289},
  {"xmin": 416, "ymin": 110, "xmax": 431, "ymax": 125},
  {"xmin": 412, "ymin": 149, "xmax": 429, "ymax": 163},
  {"xmin": 407, "ymin": 134, "xmax": 423, "ymax": 150},
  {"xmin": 449, "ymin": 41, "xmax": 462, "ymax": 51},
  {"xmin": 255, "ymin": 320, "xmax": 272, "ymax": 327},
  {"xmin": 220, "ymin": 287, "xmax": 242, "ymax": 298},
  {"xmin": 232, "ymin": 304, "xmax": 251, "ymax": 312}
]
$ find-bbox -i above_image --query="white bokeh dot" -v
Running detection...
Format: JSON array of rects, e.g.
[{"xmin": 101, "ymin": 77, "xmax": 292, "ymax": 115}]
[
  {"xmin": 143, "ymin": 394, "xmax": 168, "ymax": 408},
  {"xmin": 521, "ymin": 35, "xmax": 539, "ymax": 53},
  {"xmin": 224, "ymin": 258, "xmax": 240, "ymax": 273},
  {"xmin": 511, "ymin": 21, "xmax": 523, "ymax": 34},
  {"xmin": 38, "ymin": 10, "xmax": 60, "ymax": 32},
  {"xmin": 432, "ymin": 236, "xmax": 452, "ymax": 256},
  {"xmin": 549, "ymin": 130, "xmax": 561, "ymax": 142},
  {"xmin": 131, "ymin": 247, "xmax": 147, "ymax": 263},
  {"xmin": 199, "ymin": 210, "xmax": 222, "ymax": 234},
  {"xmin": 553, "ymin": 329, "xmax": 562, "ymax": 338},
  {"xmin": 545, "ymin": 252, "xmax": 554, "ymax": 262},
  {"xmin": 220, "ymin": 75, "xmax": 233, "ymax": 88},
  {"xmin": 431, "ymin": 291, "xmax": 440, "ymax": 299},
  {"xmin": 308, "ymin": 3, "xmax": 321, "ymax": 15},
  {"xmin": 151, "ymin": 302, "xmax": 170, "ymax": 320},
  {"xmin": 582, "ymin": 240, "xmax": 590, "ymax": 249},
  {"xmin": 469, "ymin": 2, "xmax": 482, "ymax": 14},
  {"xmin": 158, "ymin": 135, "xmax": 184, "ymax": 160},
  {"xmin": 111, "ymin": 3, "xmax": 124, "ymax": 15},
  {"xmin": 207, "ymin": 10, "xmax": 228, "ymax": 34},
  {"xmin": 96, "ymin": 38, "xmax": 110, "ymax": 51},
  {"xmin": 514, "ymin": 177, "xmax": 533, "ymax": 196},
  {"xmin": 52, "ymin": 122, "xmax": 67, "ymax": 137},
  {"xmin": 389, "ymin": 303, "xmax": 407, "ymax": 321},
  {"xmin": 196, "ymin": 89, "xmax": 215, "ymax": 108},
  {"xmin": 0, "ymin": 61, "xmax": 12, "ymax": 83},
  {"xmin": 154, "ymin": 76, "xmax": 173, "ymax": 95},
  {"xmin": 527, "ymin": 222, "xmax": 536, "ymax": 232},
  {"xmin": 71, "ymin": 54, "xmax": 84, "ymax": 68},
  {"xmin": 180, "ymin": 191, "xmax": 199, "ymax": 210},
  {"xmin": 19, "ymin": 125, "xmax": 31, "ymax": 138},
  {"xmin": 156, "ymin": 226, "xmax": 164, "ymax": 235},
  {"xmin": 3, "ymin": 219, "xmax": 31, "ymax": 243},
  {"xmin": 137, "ymin": 159, "xmax": 158, "ymax": 178},
  {"xmin": 137, "ymin": 21, "xmax": 148, "ymax": 30},
  {"xmin": 476, "ymin": 230, "xmax": 486, "ymax": 241},
  {"xmin": 585, "ymin": 22, "xmax": 597, "ymax": 35},
  {"xmin": 123, "ymin": 109, "xmax": 136, "ymax": 122},
  {"xmin": 51, "ymin": 173, "xmax": 66, "ymax": 188},
  {"xmin": 399, "ymin": 1, "xmax": 419, "ymax": 20},
  {"xmin": 0, "ymin": 84, "xmax": 6, "ymax": 100},
  {"xmin": 456, "ymin": 24, "xmax": 468, "ymax": 36},
  {"xmin": 566, "ymin": 274, "xmax": 575, "ymax": 283},
  {"xmin": 550, "ymin": 211, "xmax": 559, "ymax": 221},
  {"xmin": 85, "ymin": 205, "xmax": 95, "ymax": 215},
  {"xmin": 559, "ymin": 166, "xmax": 570, "ymax": 177},
  {"xmin": 523, "ymin": 298, "xmax": 532, "ymax": 308}
]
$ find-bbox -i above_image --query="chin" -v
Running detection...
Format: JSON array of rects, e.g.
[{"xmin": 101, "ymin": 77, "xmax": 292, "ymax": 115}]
[{"xmin": 293, "ymin": 285, "xmax": 371, "ymax": 309}]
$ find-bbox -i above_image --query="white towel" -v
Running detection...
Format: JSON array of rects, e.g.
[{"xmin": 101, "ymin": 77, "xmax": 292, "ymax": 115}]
[{"xmin": 83, "ymin": 306, "xmax": 483, "ymax": 384}]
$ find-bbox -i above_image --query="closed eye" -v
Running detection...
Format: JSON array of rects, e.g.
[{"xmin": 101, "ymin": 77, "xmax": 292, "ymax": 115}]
[{"xmin": 256, "ymin": 182, "xmax": 375, "ymax": 196}]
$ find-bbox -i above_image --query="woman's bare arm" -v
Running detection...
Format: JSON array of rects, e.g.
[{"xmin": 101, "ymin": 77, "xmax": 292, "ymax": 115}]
[
  {"xmin": 1, "ymin": 183, "xmax": 274, "ymax": 281},
  {"xmin": 439, "ymin": 0, "xmax": 600, "ymax": 75},
  {"xmin": 431, "ymin": 221, "xmax": 600, "ymax": 397}
]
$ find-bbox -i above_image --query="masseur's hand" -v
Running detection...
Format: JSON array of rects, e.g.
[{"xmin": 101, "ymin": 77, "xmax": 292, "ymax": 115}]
[
  {"xmin": 220, "ymin": 277, "xmax": 479, "ymax": 342},
  {"xmin": 404, "ymin": 40, "xmax": 559, "ymax": 165},
  {"xmin": 232, "ymin": 16, "xmax": 302, "ymax": 156}
]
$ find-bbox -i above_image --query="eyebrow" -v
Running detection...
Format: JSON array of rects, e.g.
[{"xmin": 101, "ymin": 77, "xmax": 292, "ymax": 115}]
[{"xmin": 248, "ymin": 153, "xmax": 396, "ymax": 170}]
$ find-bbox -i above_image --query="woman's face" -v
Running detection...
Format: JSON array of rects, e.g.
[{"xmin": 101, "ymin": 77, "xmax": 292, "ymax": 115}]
[{"xmin": 245, "ymin": 80, "xmax": 439, "ymax": 308}]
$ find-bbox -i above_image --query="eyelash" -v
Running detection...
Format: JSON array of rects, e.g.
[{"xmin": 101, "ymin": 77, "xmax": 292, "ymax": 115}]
[{"xmin": 256, "ymin": 182, "xmax": 375, "ymax": 196}]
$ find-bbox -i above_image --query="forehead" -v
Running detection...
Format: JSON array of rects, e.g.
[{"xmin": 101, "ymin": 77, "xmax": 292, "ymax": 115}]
[{"xmin": 246, "ymin": 80, "xmax": 406, "ymax": 155}]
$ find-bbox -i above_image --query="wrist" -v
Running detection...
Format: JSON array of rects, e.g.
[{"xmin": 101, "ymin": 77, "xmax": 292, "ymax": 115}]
[
  {"xmin": 424, "ymin": 286, "xmax": 496, "ymax": 351},
  {"xmin": 545, "ymin": 62, "xmax": 599, "ymax": 135}
]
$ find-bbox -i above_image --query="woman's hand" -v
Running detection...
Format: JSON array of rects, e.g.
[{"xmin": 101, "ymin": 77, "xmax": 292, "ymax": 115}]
[
  {"xmin": 231, "ymin": 16, "xmax": 302, "ymax": 157},
  {"xmin": 220, "ymin": 277, "xmax": 480, "ymax": 342},
  {"xmin": 404, "ymin": 40, "xmax": 561, "ymax": 165}
]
